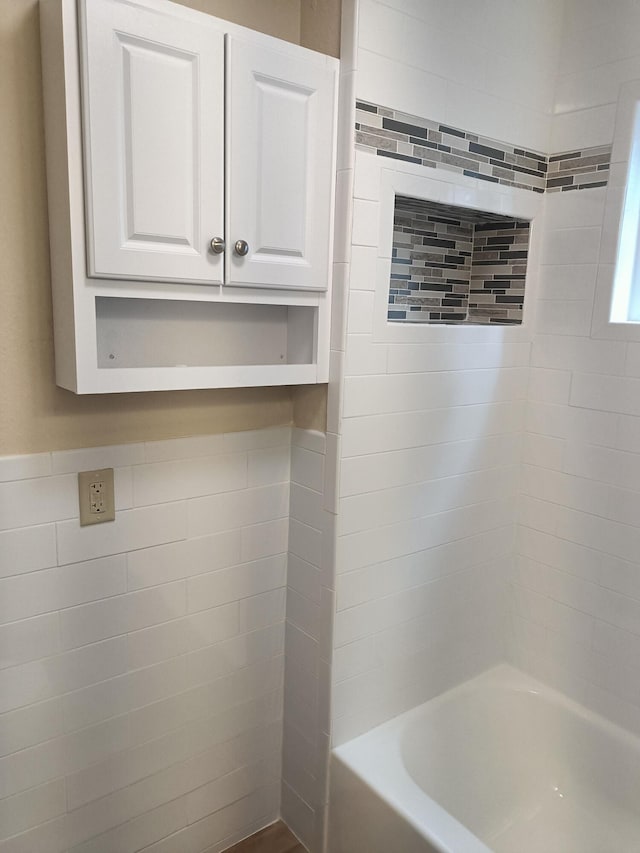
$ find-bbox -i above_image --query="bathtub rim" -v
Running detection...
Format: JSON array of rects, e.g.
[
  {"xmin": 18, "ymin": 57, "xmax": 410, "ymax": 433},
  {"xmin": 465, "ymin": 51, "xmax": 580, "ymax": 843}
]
[{"xmin": 331, "ymin": 662, "xmax": 640, "ymax": 853}]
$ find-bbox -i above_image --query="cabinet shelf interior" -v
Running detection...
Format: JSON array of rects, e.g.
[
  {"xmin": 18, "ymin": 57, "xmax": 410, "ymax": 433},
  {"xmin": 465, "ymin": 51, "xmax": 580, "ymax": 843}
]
[{"xmin": 95, "ymin": 297, "xmax": 316, "ymax": 368}]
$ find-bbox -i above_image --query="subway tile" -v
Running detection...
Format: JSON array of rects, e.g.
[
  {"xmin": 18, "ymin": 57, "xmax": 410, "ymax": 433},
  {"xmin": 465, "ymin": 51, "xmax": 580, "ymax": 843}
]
[
  {"xmin": 344, "ymin": 336, "xmax": 388, "ymax": 376},
  {"xmin": 341, "ymin": 401, "xmax": 524, "ymax": 458},
  {"xmin": 0, "ymin": 780, "xmax": 66, "ymax": 842},
  {"xmin": 387, "ymin": 342, "xmax": 530, "ymax": 374},
  {"xmin": 0, "ymin": 714, "xmax": 130, "ymax": 801},
  {"xmin": 0, "ymin": 453, "xmax": 51, "ymax": 483},
  {"xmin": 0, "ymin": 815, "xmax": 68, "ymax": 853},
  {"xmin": 351, "ymin": 199, "xmax": 380, "ymax": 247},
  {"xmin": 0, "ymin": 525, "xmax": 57, "ymax": 579},
  {"xmin": 346, "ymin": 291, "xmax": 376, "ymax": 335},
  {"xmin": 0, "ymin": 613, "xmax": 60, "ymax": 670},
  {"xmin": 343, "ymin": 368, "xmax": 526, "ymax": 417},
  {"xmin": 240, "ymin": 518, "xmax": 288, "ymax": 563},
  {"xmin": 522, "ymin": 434, "xmax": 565, "ymax": 470},
  {"xmin": 187, "ymin": 483, "xmax": 289, "ymax": 539},
  {"xmin": 188, "ymin": 624, "xmax": 284, "ymax": 688},
  {"xmin": 289, "ymin": 519, "xmax": 322, "ymax": 569},
  {"xmin": 128, "ymin": 618, "xmax": 190, "ymax": 670},
  {"xmin": 340, "ymin": 433, "xmax": 521, "ymax": 497},
  {"xmin": 533, "ymin": 299, "xmax": 593, "ymax": 336},
  {"xmin": 287, "ymin": 555, "xmax": 322, "ymax": 605},
  {"xmin": 0, "ymin": 474, "xmax": 77, "ymax": 531},
  {"xmin": 187, "ymin": 555, "xmax": 286, "ymax": 614},
  {"xmin": 0, "ymin": 636, "xmax": 128, "ymax": 714},
  {"xmin": 127, "ymin": 530, "xmax": 241, "ymax": 590},
  {"xmin": 571, "ymin": 373, "xmax": 640, "ymax": 416},
  {"xmin": 349, "ymin": 245, "xmax": 378, "ymax": 291},
  {"xmin": 525, "ymin": 402, "xmax": 617, "ymax": 447},
  {"xmin": 133, "ymin": 454, "xmax": 247, "ymax": 507},
  {"xmin": 357, "ymin": 51, "xmax": 449, "ymax": 135},
  {"xmin": 536, "ymin": 263, "xmax": 598, "ymax": 301},
  {"xmin": 541, "ymin": 227, "xmax": 601, "ymax": 265},
  {"xmin": 144, "ymin": 434, "xmax": 226, "ymax": 463},
  {"xmin": 528, "ymin": 368, "xmax": 572, "ymax": 404},
  {"xmin": 339, "ymin": 466, "xmax": 518, "ymax": 536},
  {"xmin": 237, "ymin": 589, "xmax": 286, "ymax": 635},
  {"xmin": 247, "ymin": 446, "xmax": 290, "ymax": 488},
  {"xmin": 0, "ymin": 555, "xmax": 126, "ymax": 624},
  {"xmin": 292, "ymin": 429, "xmax": 326, "ymax": 456},
  {"xmin": 57, "ymin": 502, "xmax": 187, "ymax": 565},
  {"xmin": 51, "ymin": 444, "xmax": 145, "ymax": 475},
  {"xmin": 221, "ymin": 427, "xmax": 291, "ymax": 453},
  {"xmin": 59, "ymin": 582, "xmax": 187, "ymax": 650},
  {"xmin": 521, "ymin": 465, "xmax": 608, "ymax": 518},
  {"xmin": 289, "ymin": 483, "xmax": 323, "ymax": 530},
  {"xmin": 67, "ymin": 799, "xmax": 187, "ymax": 853},
  {"xmin": 291, "ymin": 445, "xmax": 324, "ymax": 492},
  {"xmin": 531, "ymin": 336, "xmax": 626, "ymax": 375},
  {"xmin": 0, "ymin": 697, "xmax": 64, "ymax": 759},
  {"xmin": 338, "ymin": 498, "xmax": 514, "ymax": 572}
]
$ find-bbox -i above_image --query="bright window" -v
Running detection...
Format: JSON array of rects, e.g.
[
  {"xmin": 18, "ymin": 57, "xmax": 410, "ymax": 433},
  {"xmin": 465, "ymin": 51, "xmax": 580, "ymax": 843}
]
[{"xmin": 612, "ymin": 99, "xmax": 640, "ymax": 323}]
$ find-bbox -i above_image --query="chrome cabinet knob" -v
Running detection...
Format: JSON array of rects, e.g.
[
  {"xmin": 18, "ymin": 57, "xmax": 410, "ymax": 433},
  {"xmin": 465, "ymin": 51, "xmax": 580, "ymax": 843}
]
[
  {"xmin": 210, "ymin": 237, "xmax": 225, "ymax": 254},
  {"xmin": 234, "ymin": 239, "xmax": 249, "ymax": 257}
]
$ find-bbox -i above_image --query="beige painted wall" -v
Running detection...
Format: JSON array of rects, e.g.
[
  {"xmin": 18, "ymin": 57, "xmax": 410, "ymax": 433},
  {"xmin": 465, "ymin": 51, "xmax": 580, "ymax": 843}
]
[
  {"xmin": 300, "ymin": 0, "xmax": 341, "ymax": 57},
  {"xmin": 0, "ymin": 0, "xmax": 334, "ymax": 456}
]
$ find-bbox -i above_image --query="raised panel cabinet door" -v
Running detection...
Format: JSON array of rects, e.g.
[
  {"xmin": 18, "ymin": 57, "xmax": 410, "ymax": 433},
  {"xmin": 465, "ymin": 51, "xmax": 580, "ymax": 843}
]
[
  {"xmin": 80, "ymin": 0, "xmax": 224, "ymax": 283},
  {"xmin": 226, "ymin": 38, "xmax": 337, "ymax": 291}
]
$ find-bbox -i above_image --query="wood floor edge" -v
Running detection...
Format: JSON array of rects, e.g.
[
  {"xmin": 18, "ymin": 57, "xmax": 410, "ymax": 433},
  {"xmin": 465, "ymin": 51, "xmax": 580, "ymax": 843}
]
[{"xmin": 223, "ymin": 819, "xmax": 307, "ymax": 853}]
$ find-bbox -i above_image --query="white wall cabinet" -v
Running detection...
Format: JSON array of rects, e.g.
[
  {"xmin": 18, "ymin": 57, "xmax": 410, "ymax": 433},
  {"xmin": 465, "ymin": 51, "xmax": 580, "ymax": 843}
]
[
  {"xmin": 226, "ymin": 39, "xmax": 335, "ymax": 291},
  {"xmin": 40, "ymin": 0, "xmax": 338, "ymax": 393}
]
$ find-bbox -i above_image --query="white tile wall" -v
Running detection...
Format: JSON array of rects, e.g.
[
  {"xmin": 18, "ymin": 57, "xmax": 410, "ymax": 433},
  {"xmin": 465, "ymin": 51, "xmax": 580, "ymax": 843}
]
[
  {"xmin": 553, "ymin": 0, "xmax": 640, "ymax": 151},
  {"xmin": 325, "ymin": 0, "xmax": 557, "ymax": 758},
  {"xmin": 355, "ymin": 0, "xmax": 561, "ymax": 152},
  {"xmin": 510, "ymin": 0, "xmax": 640, "ymax": 726},
  {"xmin": 0, "ymin": 428, "xmax": 291, "ymax": 852},
  {"xmin": 281, "ymin": 429, "xmax": 333, "ymax": 853}
]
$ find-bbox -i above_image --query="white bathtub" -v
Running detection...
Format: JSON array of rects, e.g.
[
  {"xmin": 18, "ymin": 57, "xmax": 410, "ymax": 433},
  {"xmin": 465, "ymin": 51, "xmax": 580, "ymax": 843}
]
[{"xmin": 329, "ymin": 665, "xmax": 640, "ymax": 852}]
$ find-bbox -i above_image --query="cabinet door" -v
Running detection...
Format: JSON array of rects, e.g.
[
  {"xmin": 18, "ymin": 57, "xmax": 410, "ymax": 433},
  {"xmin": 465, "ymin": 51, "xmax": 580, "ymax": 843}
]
[
  {"xmin": 226, "ymin": 38, "xmax": 336, "ymax": 291},
  {"xmin": 80, "ymin": 0, "xmax": 224, "ymax": 284}
]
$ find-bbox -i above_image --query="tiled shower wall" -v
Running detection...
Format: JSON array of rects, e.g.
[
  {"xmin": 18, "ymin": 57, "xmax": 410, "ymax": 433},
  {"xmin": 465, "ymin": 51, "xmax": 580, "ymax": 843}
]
[
  {"xmin": 326, "ymin": 0, "xmax": 558, "ymax": 749},
  {"xmin": 0, "ymin": 428, "xmax": 290, "ymax": 853},
  {"xmin": 509, "ymin": 0, "xmax": 640, "ymax": 735},
  {"xmin": 346, "ymin": 0, "xmax": 640, "ymax": 744}
]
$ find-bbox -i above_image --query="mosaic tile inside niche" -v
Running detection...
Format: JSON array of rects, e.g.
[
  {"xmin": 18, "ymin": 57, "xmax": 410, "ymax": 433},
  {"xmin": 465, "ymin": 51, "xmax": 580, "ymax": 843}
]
[
  {"xmin": 469, "ymin": 220, "xmax": 530, "ymax": 325},
  {"xmin": 389, "ymin": 197, "xmax": 529, "ymax": 325}
]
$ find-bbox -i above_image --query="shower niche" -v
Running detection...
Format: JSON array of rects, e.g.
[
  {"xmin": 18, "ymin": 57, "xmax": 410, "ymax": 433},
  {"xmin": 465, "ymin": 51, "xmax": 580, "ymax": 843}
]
[{"xmin": 388, "ymin": 196, "xmax": 531, "ymax": 325}]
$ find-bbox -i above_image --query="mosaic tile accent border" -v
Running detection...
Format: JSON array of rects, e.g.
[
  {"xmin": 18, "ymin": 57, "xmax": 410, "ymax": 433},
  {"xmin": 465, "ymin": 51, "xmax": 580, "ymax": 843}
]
[
  {"xmin": 389, "ymin": 197, "xmax": 529, "ymax": 325},
  {"xmin": 546, "ymin": 146, "xmax": 611, "ymax": 192},
  {"xmin": 355, "ymin": 100, "xmax": 612, "ymax": 195}
]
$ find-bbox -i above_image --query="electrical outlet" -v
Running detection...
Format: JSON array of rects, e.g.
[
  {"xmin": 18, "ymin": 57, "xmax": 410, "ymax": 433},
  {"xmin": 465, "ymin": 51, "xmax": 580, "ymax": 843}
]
[{"xmin": 78, "ymin": 468, "xmax": 115, "ymax": 526}]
